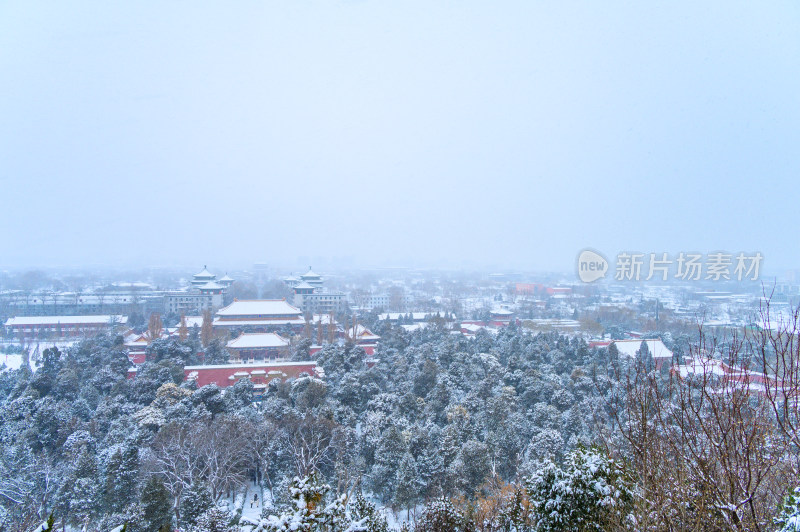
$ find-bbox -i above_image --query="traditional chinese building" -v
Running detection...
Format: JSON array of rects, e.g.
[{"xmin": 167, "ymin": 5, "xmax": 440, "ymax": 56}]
[
  {"xmin": 213, "ymin": 299, "xmax": 305, "ymax": 332},
  {"xmin": 299, "ymin": 267, "xmax": 323, "ymax": 288},
  {"xmin": 166, "ymin": 266, "xmax": 229, "ymax": 314},
  {"xmin": 610, "ymin": 339, "xmax": 674, "ymax": 369},
  {"xmin": 489, "ymin": 308, "xmax": 514, "ymax": 326},
  {"xmin": 345, "ymin": 324, "xmax": 380, "ymax": 356},
  {"xmin": 191, "ymin": 266, "xmax": 217, "ymax": 288},
  {"xmin": 123, "ymin": 332, "xmax": 150, "ymax": 364},
  {"xmin": 226, "ymin": 332, "xmax": 290, "ymax": 363},
  {"xmin": 283, "ymin": 267, "xmax": 348, "ymax": 314},
  {"xmin": 127, "ymin": 360, "xmax": 322, "ymax": 400},
  {"xmin": 218, "ymin": 274, "xmax": 235, "ymax": 288}
]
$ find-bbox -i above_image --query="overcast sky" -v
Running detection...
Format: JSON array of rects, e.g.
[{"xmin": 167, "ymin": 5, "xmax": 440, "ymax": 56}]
[{"xmin": 1, "ymin": 1, "xmax": 798, "ymax": 273}]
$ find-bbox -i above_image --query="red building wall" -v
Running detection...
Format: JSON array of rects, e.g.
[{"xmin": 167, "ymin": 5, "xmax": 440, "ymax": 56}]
[{"xmin": 127, "ymin": 362, "xmax": 318, "ymax": 388}]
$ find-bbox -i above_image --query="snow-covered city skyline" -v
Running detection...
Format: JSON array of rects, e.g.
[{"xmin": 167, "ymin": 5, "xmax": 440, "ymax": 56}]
[{"xmin": 2, "ymin": 2, "xmax": 800, "ymax": 530}]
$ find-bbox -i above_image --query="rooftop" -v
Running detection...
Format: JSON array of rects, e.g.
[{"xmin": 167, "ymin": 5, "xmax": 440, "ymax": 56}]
[
  {"xmin": 348, "ymin": 324, "xmax": 381, "ymax": 341},
  {"xmin": 194, "ymin": 265, "xmax": 215, "ymax": 279},
  {"xmin": 179, "ymin": 316, "xmax": 204, "ymax": 328},
  {"xmin": 130, "ymin": 360, "xmax": 318, "ymax": 372},
  {"xmin": 5, "ymin": 315, "xmax": 128, "ymax": 326},
  {"xmin": 612, "ymin": 339, "xmax": 674, "ymax": 360},
  {"xmin": 217, "ymin": 299, "xmax": 303, "ymax": 317},
  {"xmin": 227, "ymin": 333, "xmax": 290, "ymax": 349},
  {"xmin": 213, "ymin": 317, "xmax": 305, "ymax": 327},
  {"xmin": 300, "ymin": 267, "xmax": 321, "ymax": 279}
]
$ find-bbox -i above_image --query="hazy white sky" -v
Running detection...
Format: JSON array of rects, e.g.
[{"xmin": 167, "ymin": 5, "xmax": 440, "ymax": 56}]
[{"xmin": 1, "ymin": 1, "xmax": 798, "ymax": 272}]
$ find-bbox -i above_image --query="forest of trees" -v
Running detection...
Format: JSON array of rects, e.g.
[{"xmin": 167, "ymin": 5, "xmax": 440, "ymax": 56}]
[{"xmin": 1, "ymin": 314, "xmax": 799, "ymax": 531}]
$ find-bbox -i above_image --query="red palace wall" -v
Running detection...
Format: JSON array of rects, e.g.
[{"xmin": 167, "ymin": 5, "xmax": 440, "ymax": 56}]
[{"xmin": 127, "ymin": 361, "xmax": 319, "ymax": 388}]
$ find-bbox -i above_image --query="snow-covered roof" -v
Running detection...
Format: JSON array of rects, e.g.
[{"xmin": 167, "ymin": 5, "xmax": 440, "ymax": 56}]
[
  {"xmin": 227, "ymin": 333, "xmax": 289, "ymax": 349},
  {"xmin": 311, "ymin": 314, "xmax": 336, "ymax": 325},
  {"xmin": 5, "ymin": 315, "xmax": 127, "ymax": 326},
  {"xmin": 378, "ymin": 311, "xmax": 449, "ymax": 321},
  {"xmin": 199, "ymin": 281, "xmax": 225, "ymax": 290},
  {"xmin": 180, "ymin": 316, "xmax": 204, "ymax": 328},
  {"xmin": 348, "ymin": 324, "xmax": 380, "ymax": 341},
  {"xmin": 194, "ymin": 266, "xmax": 215, "ymax": 278},
  {"xmin": 213, "ymin": 318, "xmax": 305, "ymax": 327},
  {"xmin": 675, "ymin": 358, "xmax": 774, "ymax": 397},
  {"xmin": 527, "ymin": 318, "xmax": 581, "ymax": 329},
  {"xmin": 676, "ymin": 357, "xmax": 729, "ymax": 378},
  {"xmin": 612, "ymin": 339, "xmax": 674, "ymax": 360},
  {"xmin": 490, "ymin": 308, "xmax": 514, "ymax": 316},
  {"xmin": 176, "ymin": 360, "xmax": 318, "ymax": 371},
  {"xmin": 216, "ymin": 299, "xmax": 302, "ymax": 317},
  {"xmin": 300, "ymin": 267, "xmax": 321, "ymax": 279},
  {"xmin": 1, "ymin": 353, "xmax": 39, "ymax": 372},
  {"xmin": 294, "ymin": 281, "xmax": 315, "ymax": 290},
  {"xmin": 219, "ymin": 274, "xmax": 234, "ymax": 282}
]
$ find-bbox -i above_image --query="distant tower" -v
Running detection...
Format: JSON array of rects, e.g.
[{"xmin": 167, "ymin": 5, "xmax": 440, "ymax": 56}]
[
  {"xmin": 300, "ymin": 266, "xmax": 323, "ymax": 289},
  {"xmin": 192, "ymin": 265, "xmax": 216, "ymax": 288}
]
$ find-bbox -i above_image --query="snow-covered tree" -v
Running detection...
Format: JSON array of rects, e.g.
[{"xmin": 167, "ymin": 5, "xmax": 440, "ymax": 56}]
[
  {"xmin": 189, "ymin": 504, "xmax": 236, "ymax": 532},
  {"xmin": 526, "ymin": 446, "xmax": 633, "ymax": 531},
  {"xmin": 138, "ymin": 476, "xmax": 171, "ymax": 531},
  {"xmin": 776, "ymin": 487, "xmax": 800, "ymax": 532},
  {"xmin": 181, "ymin": 481, "xmax": 214, "ymax": 527},
  {"xmin": 392, "ymin": 452, "xmax": 422, "ymax": 514},
  {"xmin": 251, "ymin": 473, "xmax": 351, "ymax": 532},
  {"xmin": 349, "ymin": 490, "xmax": 389, "ymax": 532},
  {"xmin": 102, "ymin": 442, "xmax": 139, "ymax": 514},
  {"xmin": 414, "ymin": 498, "xmax": 466, "ymax": 532}
]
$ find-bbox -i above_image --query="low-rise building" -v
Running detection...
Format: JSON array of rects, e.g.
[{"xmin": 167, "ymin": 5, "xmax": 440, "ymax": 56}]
[
  {"xmin": 293, "ymin": 288, "xmax": 348, "ymax": 314},
  {"xmin": 5, "ymin": 315, "xmax": 127, "ymax": 340},
  {"xmin": 165, "ymin": 291, "xmax": 221, "ymax": 315},
  {"xmin": 1, "ymin": 291, "xmax": 154, "ymax": 316}
]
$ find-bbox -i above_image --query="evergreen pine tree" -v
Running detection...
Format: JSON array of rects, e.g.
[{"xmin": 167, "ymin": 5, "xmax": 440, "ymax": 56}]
[
  {"xmin": 104, "ymin": 444, "xmax": 138, "ymax": 514},
  {"xmin": 775, "ymin": 486, "xmax": 800, "ymax": 531},
  {"xmin": 526, "ymin": 445, "xmax": 633, "ymax": 532},
  {"xmin": 393, "ymin": 453, "xmax": 422, "ymax": 515},
  {"xmin": 33, "ymin": 513, "xmax": 55, "ymax": 532},
  {"xmin": 414, "ymin": 498, "xmax": 467, "ymax": 532},
  {"xmin": 181, "ymin": 481, "xmax": 214, "ymax": 527},
  {"xmin": 607, "ymin": 342, "xmax": 620, "ymax": 371},
  {"xmin": 190, "ymin": 505, "xmax": 235, "ymax": 532},
  {"xmin": 418, "ymin": 444, "xmax": 445, "ymax": 498},
  {"xmin": 140, "ymin": 476, "xmax": 172, "ymax": 531},
  {"xmin": 636, "ymin": 340, "xmax": 654, "ymax": 373},
  {"xmin": 350, "ymin": 490, "xmax": 389, "ymax": 532}
]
